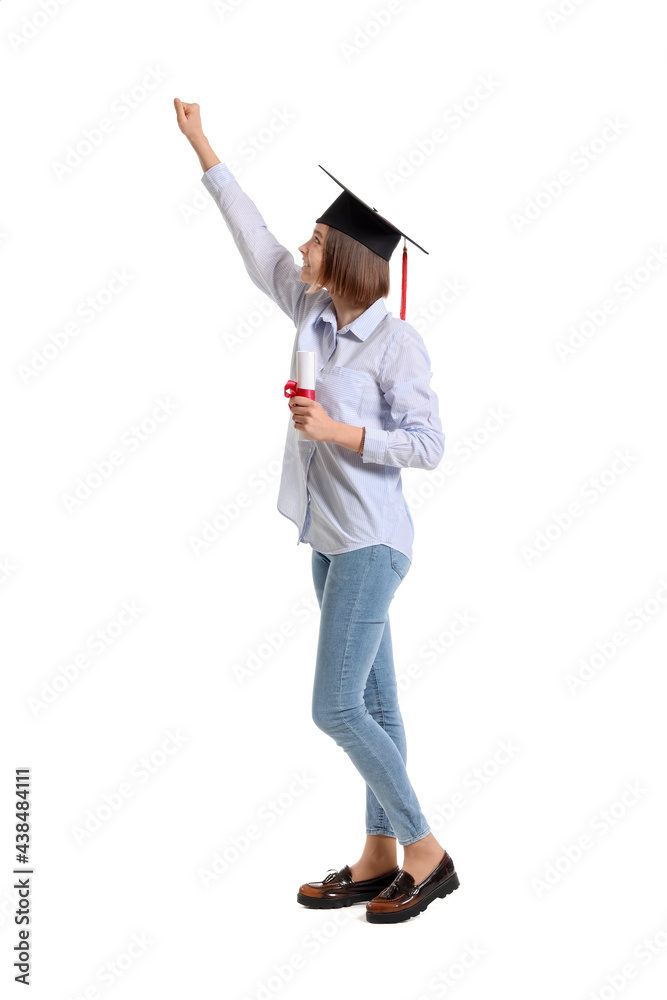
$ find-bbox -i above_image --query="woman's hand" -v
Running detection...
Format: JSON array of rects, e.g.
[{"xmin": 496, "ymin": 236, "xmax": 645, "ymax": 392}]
[
  {"xmin": 174, "ymin": 98, "xmax": 204, "ymax": 141},
  {"xmin": 289, "ymin": 398, "xmax": 337, "ymax": 443},
  {"xmin": 174, "ymin": 98, "xmax": 220, "ymax": 172}
]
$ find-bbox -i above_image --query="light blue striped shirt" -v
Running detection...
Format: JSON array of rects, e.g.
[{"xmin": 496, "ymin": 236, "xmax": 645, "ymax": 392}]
[{"xmin": 201, "ymin": 162, "xmax": 445, "ymax": 561}]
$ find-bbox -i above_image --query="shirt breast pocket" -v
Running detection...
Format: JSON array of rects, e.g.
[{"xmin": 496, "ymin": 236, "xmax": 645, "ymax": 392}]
[{"xmin": 320, "ymin": 365, "xmax": 369, "ymax": 423}]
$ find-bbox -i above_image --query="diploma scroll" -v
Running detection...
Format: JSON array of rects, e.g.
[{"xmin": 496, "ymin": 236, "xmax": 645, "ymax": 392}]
[{"xmin": 284, "ymin": 351, "xmax": 316, "ymax": 441}]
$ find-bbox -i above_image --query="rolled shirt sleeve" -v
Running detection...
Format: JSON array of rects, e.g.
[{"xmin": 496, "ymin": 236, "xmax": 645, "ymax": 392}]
[
  {"xmin": 201, "ymin": 162, "xmax": 308, "ymax": 325},
  {"xmin": 361, "ymin": 325, "xmax": 445, "ymax": 471}
]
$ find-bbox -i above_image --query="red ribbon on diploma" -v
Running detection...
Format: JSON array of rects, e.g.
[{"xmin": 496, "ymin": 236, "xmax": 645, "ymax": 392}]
[{"xmin": 284, "ymin": 380, "xmax": 315, "ymax": 403}]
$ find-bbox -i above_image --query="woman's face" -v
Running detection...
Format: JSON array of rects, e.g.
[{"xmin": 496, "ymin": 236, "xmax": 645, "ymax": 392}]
[{"xmin": 298, "ymin": 223, "xmax": 327, "ymax": 283}]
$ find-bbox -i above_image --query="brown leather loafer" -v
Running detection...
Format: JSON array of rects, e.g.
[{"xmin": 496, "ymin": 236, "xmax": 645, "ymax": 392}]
[
  {"xmin": 366, "ymin": 851, "xmax": 460, "ymax": 923},
  {"xmin": 297, "ymin": 864, "xmax": 401, "ymax": 909}
]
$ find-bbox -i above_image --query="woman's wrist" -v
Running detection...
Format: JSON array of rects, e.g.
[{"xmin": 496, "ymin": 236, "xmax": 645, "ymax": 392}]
[
  {"xmin": 190, "ymin": 133, "xmax": 220, "ymax": 172},
  {"xmin": 331, "ymin": 421, "xmax": 365, "ymax": 454}
]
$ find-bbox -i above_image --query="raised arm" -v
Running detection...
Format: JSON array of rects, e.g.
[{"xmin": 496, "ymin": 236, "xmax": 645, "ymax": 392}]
[
  {"xmin": 174, "ymin": 98, "xmax": 220, "ymax": 170},
  {"xmin": 174, "ymin": 98, "xmax": 308, "ymax": 325}
]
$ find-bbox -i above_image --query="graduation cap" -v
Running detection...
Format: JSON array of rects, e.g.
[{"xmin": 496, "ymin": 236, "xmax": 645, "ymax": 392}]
[{"xmin": 315, "ymin": 165, "xmax": 428, "ymax": 320}]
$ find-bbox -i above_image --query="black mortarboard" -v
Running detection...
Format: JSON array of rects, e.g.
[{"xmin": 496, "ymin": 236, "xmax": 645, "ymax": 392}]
[{"xmin": 315, "ymin": 165, "xmax": 428, "ymax": 319}]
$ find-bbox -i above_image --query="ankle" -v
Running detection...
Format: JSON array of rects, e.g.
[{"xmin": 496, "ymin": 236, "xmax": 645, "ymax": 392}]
[
  {"xmin": 350, "ymin": 858, "xmax": 397, "ymax": 881},
  {"xmin": 363, "ymin": 835, "xmax": 396, "ymax": 859},
  {"xmin": 360, "ymin": 846, "xmax": 397, "ymax": 862},
  {"xmin": 402, "ymin": 833, "xmax": 443, "ymax": 861}
]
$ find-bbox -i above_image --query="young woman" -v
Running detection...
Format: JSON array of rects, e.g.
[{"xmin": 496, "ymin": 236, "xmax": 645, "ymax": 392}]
[{"xmin": 174, "ymin": 98, "xmax": 460, "ymax": 924}]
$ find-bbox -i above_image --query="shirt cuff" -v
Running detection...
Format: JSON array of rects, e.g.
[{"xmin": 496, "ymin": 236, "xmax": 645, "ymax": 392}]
[
  {"xmin": 201, "ymin": 161, "xmax": 233, "ymax": 187},
  {"xmin": 361, "ymin": 427, "xmax": 388, "ymax": 465}
]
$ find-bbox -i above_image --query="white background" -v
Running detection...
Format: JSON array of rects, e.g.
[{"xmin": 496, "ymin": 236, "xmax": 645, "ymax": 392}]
[{"xmin": 2, "ymin": 0, "xmax": 666, "ymax": 997}]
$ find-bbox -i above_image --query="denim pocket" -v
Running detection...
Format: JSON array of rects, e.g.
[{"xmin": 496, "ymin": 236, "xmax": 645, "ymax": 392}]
[{"xmin": 389, "ymin": 547, "xmax": 412, "ymax": 580}]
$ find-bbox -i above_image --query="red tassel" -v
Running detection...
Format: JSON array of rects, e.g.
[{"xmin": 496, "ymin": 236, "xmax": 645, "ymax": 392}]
[{"xmin": 400, "ymin": 239, "xmax": 407, "ymax": 320}]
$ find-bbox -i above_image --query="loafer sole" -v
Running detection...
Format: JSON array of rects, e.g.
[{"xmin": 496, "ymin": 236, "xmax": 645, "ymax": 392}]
[
  {"xmin": 366, "ymin": 871, "xmax": 460, "ymax": 923},
  {"xmin": 297, "ymin": 889, "xmax": 382, "ymax": 909}
]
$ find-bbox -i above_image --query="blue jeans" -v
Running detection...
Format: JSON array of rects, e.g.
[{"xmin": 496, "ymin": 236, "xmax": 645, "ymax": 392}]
[{"xmin": 311, "ymin": 543, "xmax": 431, "ymax": 847}]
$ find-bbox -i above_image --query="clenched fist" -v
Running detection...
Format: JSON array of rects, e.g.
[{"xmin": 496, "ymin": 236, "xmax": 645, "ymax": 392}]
[
  {"xmin": 174, "ymin": 98, "xmax": 203, "ymax": 140},
  {"xmin": 289, "ymin": 397, "xmax": 338, "ymax": 443}
]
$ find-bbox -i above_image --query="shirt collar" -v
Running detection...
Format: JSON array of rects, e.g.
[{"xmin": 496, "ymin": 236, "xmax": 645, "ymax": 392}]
[{"xmin": 318, "ymin": 296, "xmax": 388, "ymax": 342}]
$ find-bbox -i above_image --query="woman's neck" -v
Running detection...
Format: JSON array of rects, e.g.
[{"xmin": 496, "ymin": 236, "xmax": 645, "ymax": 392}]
[{"xmin": 328, "ymin": 291, "xmax": 372, "ymax": 332}]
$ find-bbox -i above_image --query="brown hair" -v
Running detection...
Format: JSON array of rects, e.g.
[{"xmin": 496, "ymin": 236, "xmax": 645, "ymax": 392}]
[{"xmin": 305, "ymin": 226, "xmax": 390, "ymax": 308}]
